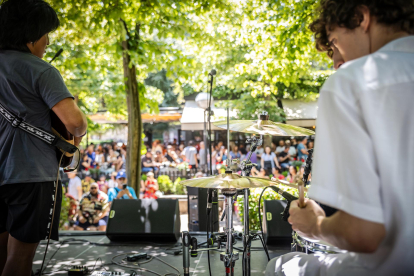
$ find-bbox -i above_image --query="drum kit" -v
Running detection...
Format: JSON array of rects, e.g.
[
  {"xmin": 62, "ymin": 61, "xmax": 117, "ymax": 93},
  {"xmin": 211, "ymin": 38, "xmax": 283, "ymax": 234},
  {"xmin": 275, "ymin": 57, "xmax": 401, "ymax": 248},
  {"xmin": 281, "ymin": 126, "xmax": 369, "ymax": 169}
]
[{"xmin": 180, "ymin": 111, "xmax": 342, "ymax": 276}]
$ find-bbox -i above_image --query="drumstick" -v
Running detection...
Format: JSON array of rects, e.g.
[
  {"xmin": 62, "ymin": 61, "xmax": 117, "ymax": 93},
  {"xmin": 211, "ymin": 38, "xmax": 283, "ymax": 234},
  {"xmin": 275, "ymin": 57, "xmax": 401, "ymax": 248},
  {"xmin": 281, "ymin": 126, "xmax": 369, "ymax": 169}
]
[
  {"xmin": 270, "ymin": 178, "xmax": 308, "ymax": 192},
  {"xmin": 298, "ymin": 181, "xmax": 306, "ymax": 208}
]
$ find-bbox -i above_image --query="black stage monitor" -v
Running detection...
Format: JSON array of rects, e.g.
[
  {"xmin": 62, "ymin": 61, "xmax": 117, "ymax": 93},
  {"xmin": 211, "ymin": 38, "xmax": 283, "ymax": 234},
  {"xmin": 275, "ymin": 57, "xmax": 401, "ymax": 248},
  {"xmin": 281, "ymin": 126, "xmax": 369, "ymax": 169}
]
[
  {"xmin": 106, "ymin": 199, "xmax": 180, "ymax": 242},
  {"xmin": 262, "ymin": 200, "xmax": 293, "ymax": 245}
]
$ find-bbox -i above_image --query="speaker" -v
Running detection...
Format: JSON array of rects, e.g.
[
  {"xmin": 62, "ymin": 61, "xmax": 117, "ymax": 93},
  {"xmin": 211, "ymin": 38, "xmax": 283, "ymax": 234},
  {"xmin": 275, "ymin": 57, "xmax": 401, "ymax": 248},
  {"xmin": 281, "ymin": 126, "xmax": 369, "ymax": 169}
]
[
  {"xmin": 262, "ymin": 200, "xmax": 293, "ymax": 245},
  {"xmin": 106, "ymin": 199, "xmax": 180, "ymax": 242},
  {"xmin": 187, "ymin": 187, "xmax": 219, "ymax": 232}
]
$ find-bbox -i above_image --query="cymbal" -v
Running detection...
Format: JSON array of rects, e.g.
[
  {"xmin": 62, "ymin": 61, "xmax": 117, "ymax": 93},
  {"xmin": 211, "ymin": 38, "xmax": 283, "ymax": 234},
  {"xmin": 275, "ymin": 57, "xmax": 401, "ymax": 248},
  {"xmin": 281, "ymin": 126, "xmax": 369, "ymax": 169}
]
[
  {"xmin": 271, "ymin": 178, "xmax": 308, "ymax": 192},
  {"xmin": 180, "ymin": 172, "xmax": 278, "ymax": 189},
  {"xmin": 213, "ymin": 119, "xmax": 315, "ymax": 136}
]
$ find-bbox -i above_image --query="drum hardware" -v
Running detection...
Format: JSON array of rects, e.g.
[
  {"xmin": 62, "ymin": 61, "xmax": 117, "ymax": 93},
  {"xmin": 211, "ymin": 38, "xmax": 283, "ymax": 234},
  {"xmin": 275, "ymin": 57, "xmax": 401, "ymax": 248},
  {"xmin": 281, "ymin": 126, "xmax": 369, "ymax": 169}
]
[
  {"xmin": 291, "ymin": 232, "xmax": 347, "ymax": 254},
  {"xmin": 181, "ymin": 110, "xmax": 316, "ymax": 276}
]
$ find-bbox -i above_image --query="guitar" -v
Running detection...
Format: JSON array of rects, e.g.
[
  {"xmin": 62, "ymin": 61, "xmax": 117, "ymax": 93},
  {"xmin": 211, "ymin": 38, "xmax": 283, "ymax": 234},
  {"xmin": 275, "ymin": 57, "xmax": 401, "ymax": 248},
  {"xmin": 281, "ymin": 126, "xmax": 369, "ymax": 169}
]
[{"xmin": 51, "ymin": 110, "xmax": 75, "ymax": 168}]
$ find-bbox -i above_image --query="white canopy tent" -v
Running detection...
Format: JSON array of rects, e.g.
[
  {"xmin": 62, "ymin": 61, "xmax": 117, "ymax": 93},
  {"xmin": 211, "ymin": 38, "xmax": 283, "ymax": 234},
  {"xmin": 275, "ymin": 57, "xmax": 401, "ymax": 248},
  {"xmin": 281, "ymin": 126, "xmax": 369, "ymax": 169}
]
[{"xmin": 180, "ymin": 99, "xmax": 318, "ymax": 130}]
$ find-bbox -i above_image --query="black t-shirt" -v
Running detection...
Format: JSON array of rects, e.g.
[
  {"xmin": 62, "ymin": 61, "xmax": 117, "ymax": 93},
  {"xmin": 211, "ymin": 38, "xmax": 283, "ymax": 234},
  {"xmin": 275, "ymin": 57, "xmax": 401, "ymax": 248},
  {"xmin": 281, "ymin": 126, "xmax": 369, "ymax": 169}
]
[
  {"xmin": 0, "ymin": 50, "xmax": 74, "ymax": 185},
  {"xmin": 141, "ymin": 156, "xmax": 153, "ymax": 167},
  {"xmin": 278, "ymin": 151, "xmax": 290, "ymax": 164},
  {"xmin": 165, "ymin": 153, "xmax": 174, "ymax": 162}
]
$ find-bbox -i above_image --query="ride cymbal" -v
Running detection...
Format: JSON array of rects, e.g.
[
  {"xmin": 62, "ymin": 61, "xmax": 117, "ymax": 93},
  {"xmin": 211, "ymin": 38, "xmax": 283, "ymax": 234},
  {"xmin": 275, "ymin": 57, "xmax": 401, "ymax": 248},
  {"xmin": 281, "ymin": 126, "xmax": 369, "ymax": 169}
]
[{"xmin": 213, "ymin": 112, "xmax": 314, "ymax": 136}]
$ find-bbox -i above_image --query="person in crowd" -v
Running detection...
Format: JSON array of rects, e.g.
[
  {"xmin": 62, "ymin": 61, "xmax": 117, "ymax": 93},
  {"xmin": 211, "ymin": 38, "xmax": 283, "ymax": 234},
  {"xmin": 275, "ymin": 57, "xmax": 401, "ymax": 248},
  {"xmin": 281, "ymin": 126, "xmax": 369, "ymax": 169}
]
[
  {"xmin": 285, "ymin": 140, "xmax": 296, "ymax": 160},
  {"xmin": 96, "ymin": 175, "xmax": 108, "ymax": 194},
  {"xmin": 198, "ymin": 141, "xmax": 208, "ymax": 171},
  {"xmin": 299, "ymin": 165, "xmax": 305, "ymax": 180},
  {"xmin": 80, "ymin": 153, "xmax": 92, "ymax": 172},
  {"xmin": 195, "ymin": 172, "xmax": 204, "ymax": 178},
  {"xmin": 275, "ymin": 140, "xmax": 285, "ymax": 156},
  {"xmin": 270, "ymin": 142, "xmax": 276, "ymax": 153},
  {"xmin": 107, "ymin": 171, "xmax": 138, "ymax": 203},
  {"xmin": 267, "ymin": 1, "xmax": 414, "ymax": 274},
  {"xmin": 182, "ymin": 140, "xmax": 198, "ymax": 168},
  {"xmin": 290, "ymin": 137, "xmax": 298, "ymax": 149},
  {"xmin": 151, "ymin": 139, "xmax": 163, "ymax": 155},
  {"xmin": 251, "ymin": 167, "xmax": 268, "ymax": 178},
  {"xmin": 272, "ymin": 167, "xmax": 285, "ymax": 180},
  {"xmin": 165, "ymin": 145, "xmax": 179, "ymax": 163},
  {"xmin": 154, "ymin": 150, "xmax": 164, "ymax": 164},
  {"xmin": 287, "ymin": 165, "xmax": 297, "ymax": 183},
  {"xmin": 95, "ymin": 148, "xmax": 105, "ymax": 168},
  {"xmin": 307, "ymin": 140, "xmax": 314, "ymax": 150},
  {"xmin": 229, "ymin": 145, "xmax": 241, "ymax": 160},
  {"xmin": 0, "ymin": 1, "xmax": 88, "ymax": 274},
  {"xmin": 107, "ymin": 148, "xmax": 119, "ymax": 167},
  {"xmin": 141, "ymin": 151, "xmax": 159, "ymax": 173},
  {"xmin": 86, "ymin": 144, "xmax": 96, "ymax": 168},
  {"xmin": 116, "ymin": 148, "xmax": 126, "ymax": 171},
  {"xmin": 74, "ymin": 183, "xmax": 109, "ymax": 231},
  {"xmin": 67, "ymin": 171, "xmax": 82, "ymax": 201},
  {"xmin": 278, "ymin": 146, "xmax": 291, "ymax": 169},
  {"xmin": 255, "ymin": 145, "xmax": 264, "ymax": 166},
  {"xmin": 81, "ymin": 172, "xmax": 95, "ymax": 194},
  {"xmin": 296, "ymin": 136, "xmax": 308, "ymax": 162},
  {"xmin": 140, "ymin": 172, "xmax": 159, "ymax": 199},
  {"xmin": 261, "ymin": 146, "xmax": 280, "ymax": 175},
  {"xmin": 107, "ymin": 171, "xmax": 118, "ymax": 189},
  {"xmin": 239, "ymin": 147, "xmax": 247, "ymax": 161}
]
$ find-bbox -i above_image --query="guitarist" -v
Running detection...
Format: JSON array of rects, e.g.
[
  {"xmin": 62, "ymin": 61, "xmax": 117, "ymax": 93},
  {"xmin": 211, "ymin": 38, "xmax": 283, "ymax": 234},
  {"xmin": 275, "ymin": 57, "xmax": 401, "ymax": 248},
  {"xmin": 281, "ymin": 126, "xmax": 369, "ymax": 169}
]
[{"xmin": 0, "ymin": 1, "xmax": 87, "ymax": 275}]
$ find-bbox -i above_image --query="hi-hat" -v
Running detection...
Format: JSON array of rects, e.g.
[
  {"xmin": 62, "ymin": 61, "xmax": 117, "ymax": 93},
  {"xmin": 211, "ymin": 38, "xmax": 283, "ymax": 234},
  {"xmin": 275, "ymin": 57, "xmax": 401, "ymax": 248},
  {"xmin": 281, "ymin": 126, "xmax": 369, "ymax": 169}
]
[
  {"xmin": 180, "ymin": 172, "xmax": 277, "ymax": 189},
  {"xmin": 213, "ymin": 112, "xmax": 315, "ymax": 136}
]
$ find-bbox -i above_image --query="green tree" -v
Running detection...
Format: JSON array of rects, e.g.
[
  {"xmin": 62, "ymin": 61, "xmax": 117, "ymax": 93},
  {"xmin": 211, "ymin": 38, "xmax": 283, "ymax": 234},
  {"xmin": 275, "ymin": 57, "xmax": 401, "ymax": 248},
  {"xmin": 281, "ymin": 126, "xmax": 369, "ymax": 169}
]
[{"xmin": 48, "ymin": 0, "xmax": 228, "ymax": 191}]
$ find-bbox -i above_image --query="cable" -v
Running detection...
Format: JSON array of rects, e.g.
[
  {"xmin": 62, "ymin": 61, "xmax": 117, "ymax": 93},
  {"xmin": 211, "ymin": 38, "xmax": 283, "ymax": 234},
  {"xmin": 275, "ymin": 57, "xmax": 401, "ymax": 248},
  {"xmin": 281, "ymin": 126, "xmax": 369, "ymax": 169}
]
[
  {"xmin": 111, "ymin": 252, "xmax": 181, "ymax": 276},
  {"xmin": 38, "ymin": 153, "xmax": 65, "ymax": 275},
  {"xmin": 206, "ymin": 201, "xmax": 213, "ymax": 276},
  {"xmin": 258, "ymin": 187, "xmax": 273, "ymax": 261}
]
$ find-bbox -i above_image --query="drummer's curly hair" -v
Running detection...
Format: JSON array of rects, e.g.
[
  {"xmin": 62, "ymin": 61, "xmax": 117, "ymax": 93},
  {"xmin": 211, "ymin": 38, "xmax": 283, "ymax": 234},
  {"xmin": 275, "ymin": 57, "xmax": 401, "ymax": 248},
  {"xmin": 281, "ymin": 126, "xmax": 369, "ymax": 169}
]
[
  {"xmin": 309, "ymin": 0, "xmax": 414, "ymax": 58},
  {"xmin": 0, "ymin": 0, "xmax": 59, "ymax": 52}
]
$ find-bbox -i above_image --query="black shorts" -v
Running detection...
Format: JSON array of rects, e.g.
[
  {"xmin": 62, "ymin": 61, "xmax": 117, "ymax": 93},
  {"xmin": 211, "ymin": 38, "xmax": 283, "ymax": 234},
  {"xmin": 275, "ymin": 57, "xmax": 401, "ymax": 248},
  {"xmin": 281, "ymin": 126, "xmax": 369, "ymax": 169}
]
[{"xmin": 0, "ymin": 181, "xmax": 61, "ymax": 243}]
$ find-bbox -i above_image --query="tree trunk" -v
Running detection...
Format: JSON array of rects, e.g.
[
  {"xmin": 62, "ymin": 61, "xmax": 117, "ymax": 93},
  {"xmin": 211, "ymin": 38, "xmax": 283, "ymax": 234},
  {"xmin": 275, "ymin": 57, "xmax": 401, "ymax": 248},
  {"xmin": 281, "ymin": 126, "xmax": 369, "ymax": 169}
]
[
  {"xmin": 122, "ymin": 40, "xmax": 142, "ymax": 192},
  {"xmin": 277, "ymin": 98, "xmax": 286, "ymax": 124}
]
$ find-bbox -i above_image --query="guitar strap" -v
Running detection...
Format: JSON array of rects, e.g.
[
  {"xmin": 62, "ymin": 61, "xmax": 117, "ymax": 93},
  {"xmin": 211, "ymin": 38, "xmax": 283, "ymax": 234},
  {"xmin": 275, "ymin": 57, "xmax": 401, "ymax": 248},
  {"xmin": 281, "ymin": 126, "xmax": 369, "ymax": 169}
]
[{"xmin": 0, "ymin": 101, "xmax": 77, "ymax": 154}]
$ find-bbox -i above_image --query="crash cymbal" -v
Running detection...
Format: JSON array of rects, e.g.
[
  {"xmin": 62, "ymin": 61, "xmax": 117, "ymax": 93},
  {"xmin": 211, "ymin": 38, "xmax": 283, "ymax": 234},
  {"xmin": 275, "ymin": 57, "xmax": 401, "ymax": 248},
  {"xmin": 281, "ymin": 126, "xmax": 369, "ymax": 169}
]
[
  {"xmin": 271, "ymin": 178, "xmax": 308, "ymax": 192},
  {"xmin": 180, "ymin": 172, "xmax": 277, "ymax": 189},
  {"xmin": 213, "ymin": 112, "xmax": 314, "ymax": 136}
]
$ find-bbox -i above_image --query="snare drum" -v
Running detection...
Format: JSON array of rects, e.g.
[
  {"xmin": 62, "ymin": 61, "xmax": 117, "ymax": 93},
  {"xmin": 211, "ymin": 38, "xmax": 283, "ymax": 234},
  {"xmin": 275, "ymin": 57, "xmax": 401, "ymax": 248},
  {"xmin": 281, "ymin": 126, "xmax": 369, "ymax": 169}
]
[{"xmin": 292, "ymin": 232, "xmax": 347, "ymax": 254}]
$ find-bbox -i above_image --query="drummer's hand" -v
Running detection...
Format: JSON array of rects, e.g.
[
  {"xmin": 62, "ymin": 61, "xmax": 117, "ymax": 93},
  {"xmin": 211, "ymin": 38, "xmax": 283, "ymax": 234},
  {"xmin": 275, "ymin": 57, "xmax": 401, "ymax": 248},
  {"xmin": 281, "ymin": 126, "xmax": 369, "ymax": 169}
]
[{"xmin": 288, "ymin": 199, "xmax": 325, "ymax": 239}]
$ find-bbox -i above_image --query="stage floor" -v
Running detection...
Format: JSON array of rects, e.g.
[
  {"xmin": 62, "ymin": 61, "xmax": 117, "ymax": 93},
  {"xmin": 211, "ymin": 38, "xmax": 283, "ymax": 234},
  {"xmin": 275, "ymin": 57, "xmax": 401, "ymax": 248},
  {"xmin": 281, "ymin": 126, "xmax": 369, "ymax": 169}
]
[{"xmin": 33, "ymin": 233, "xmax": 291, "ymax": 275}]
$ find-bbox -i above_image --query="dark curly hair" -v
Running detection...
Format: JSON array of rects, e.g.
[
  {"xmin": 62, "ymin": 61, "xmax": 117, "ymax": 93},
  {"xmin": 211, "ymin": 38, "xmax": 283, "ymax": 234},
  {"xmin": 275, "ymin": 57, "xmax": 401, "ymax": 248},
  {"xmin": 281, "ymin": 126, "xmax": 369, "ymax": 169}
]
[
  {"xmin": 309, "ymin": 0, "xmax": 414, "ymax": 57},
  {"xmin": 0, "ymin": 0, "xmax": 59, "ymax": 52}
]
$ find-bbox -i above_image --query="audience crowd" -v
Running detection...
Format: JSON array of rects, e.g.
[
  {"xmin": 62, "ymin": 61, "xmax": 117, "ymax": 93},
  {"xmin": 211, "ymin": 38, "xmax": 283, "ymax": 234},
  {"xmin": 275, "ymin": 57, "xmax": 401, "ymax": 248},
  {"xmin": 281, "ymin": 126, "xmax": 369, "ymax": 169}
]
[{"xmin": 62, "ymin": 136, "xmax": 313, "ymax": 231}]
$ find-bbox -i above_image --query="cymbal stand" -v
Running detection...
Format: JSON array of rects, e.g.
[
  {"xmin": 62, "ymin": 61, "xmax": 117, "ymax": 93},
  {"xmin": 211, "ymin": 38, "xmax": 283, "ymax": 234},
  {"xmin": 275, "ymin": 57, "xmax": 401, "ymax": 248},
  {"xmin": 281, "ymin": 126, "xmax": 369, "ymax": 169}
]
[
  {"xmin": 239, "ymin": 135, "xmax": 262, "ymax": 276},
  {"xmin": 220, "ymin": 188, "xmax": 239, "ymax": 276}
]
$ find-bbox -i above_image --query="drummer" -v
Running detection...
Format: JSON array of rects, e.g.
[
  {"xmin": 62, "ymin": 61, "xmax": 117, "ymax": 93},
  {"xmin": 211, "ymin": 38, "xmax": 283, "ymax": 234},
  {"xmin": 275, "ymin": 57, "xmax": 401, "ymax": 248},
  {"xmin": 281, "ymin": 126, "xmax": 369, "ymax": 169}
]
[{"xmin": 266, "ymin": 0, "xmax": 414, "ymax": 275}]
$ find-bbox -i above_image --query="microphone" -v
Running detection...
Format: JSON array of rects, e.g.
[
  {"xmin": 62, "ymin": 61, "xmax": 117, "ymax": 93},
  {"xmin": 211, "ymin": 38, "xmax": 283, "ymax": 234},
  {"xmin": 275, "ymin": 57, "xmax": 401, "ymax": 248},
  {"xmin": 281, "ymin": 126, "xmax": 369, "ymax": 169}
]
[
  {"xmin": 49, "ymin": 48, "xmax": 63, "ymax": 64},
  {"xmin": 269, "ymin": 186, "xmax": 298, "ymax": 202},
  {"xmin": 182, "ymin": 232, "xmax": 191, "ymax": 276},
  {"xmin": 209, "ymin": 69, "xmax": 217, "ymax": 76}
]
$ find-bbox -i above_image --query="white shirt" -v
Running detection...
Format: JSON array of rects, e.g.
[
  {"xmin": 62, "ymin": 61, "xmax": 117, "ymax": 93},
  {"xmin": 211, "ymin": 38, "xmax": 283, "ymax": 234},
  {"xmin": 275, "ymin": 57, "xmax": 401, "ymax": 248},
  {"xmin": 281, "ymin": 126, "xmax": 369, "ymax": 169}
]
[
  {"xmin": 183, "ymin": 146, "xmax": 197, "ymax": 165},
  {"xmin": 275, "ymin": 146, "xmax": 285, "ymax": 153},
  {"xmin": 287, "ymin": 146, "xmax": 296, "ymax": 157},
  {"xmin": 67, "ymin": 176, "xmax": 82, "ymax": 200},
  {"xmin": 308, "ymin": 36, "xmax": 414, "ymax": 275}
]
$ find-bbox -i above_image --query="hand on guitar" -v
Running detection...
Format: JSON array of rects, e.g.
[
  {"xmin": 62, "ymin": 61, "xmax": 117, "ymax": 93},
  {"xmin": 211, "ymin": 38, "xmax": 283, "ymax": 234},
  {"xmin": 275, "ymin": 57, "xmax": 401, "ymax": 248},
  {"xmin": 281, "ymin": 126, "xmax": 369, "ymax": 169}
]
[{"xmin": 74, "ymin": 136, "xmax": 83, "ymax": 147}]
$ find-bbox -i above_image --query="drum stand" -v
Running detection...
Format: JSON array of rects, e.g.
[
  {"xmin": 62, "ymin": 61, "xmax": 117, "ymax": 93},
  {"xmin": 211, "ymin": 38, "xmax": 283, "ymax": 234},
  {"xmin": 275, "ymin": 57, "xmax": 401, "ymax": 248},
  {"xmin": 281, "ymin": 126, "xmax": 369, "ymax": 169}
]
[
  {"xmin": 239, "ymin": 135, "xmax": 263, "ymax": 276},
  {"xmin": 220, "ymin": 188, "xmax": 239, "ymax": 276}
]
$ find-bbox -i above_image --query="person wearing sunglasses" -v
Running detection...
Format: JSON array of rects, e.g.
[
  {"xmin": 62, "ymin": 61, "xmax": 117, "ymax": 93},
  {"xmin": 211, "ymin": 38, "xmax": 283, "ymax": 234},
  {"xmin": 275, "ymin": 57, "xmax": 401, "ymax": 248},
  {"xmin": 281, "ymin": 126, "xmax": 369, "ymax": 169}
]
[{"xmin": 74, "ymin": 183, "xmax": 109, "ymax": 231}]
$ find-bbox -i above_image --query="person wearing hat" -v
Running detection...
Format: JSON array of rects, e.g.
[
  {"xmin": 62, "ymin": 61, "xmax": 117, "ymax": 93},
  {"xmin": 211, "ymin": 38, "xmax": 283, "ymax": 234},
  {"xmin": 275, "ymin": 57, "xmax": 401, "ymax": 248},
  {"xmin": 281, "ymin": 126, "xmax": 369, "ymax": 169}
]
[
  {"xmin": 107, "ymin": 171, "xmax": 118, "ymax": 189},
  {"xmin": 81, "ymin": 171, "xmax": 95, "ymax": 194},
  {"xmin": 75, "ymin": 182, "xmax": 109, "ymax": 231},
  {"xmin": 107, "ymin": 170, "xmax": 137, "ymax": 204}
]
